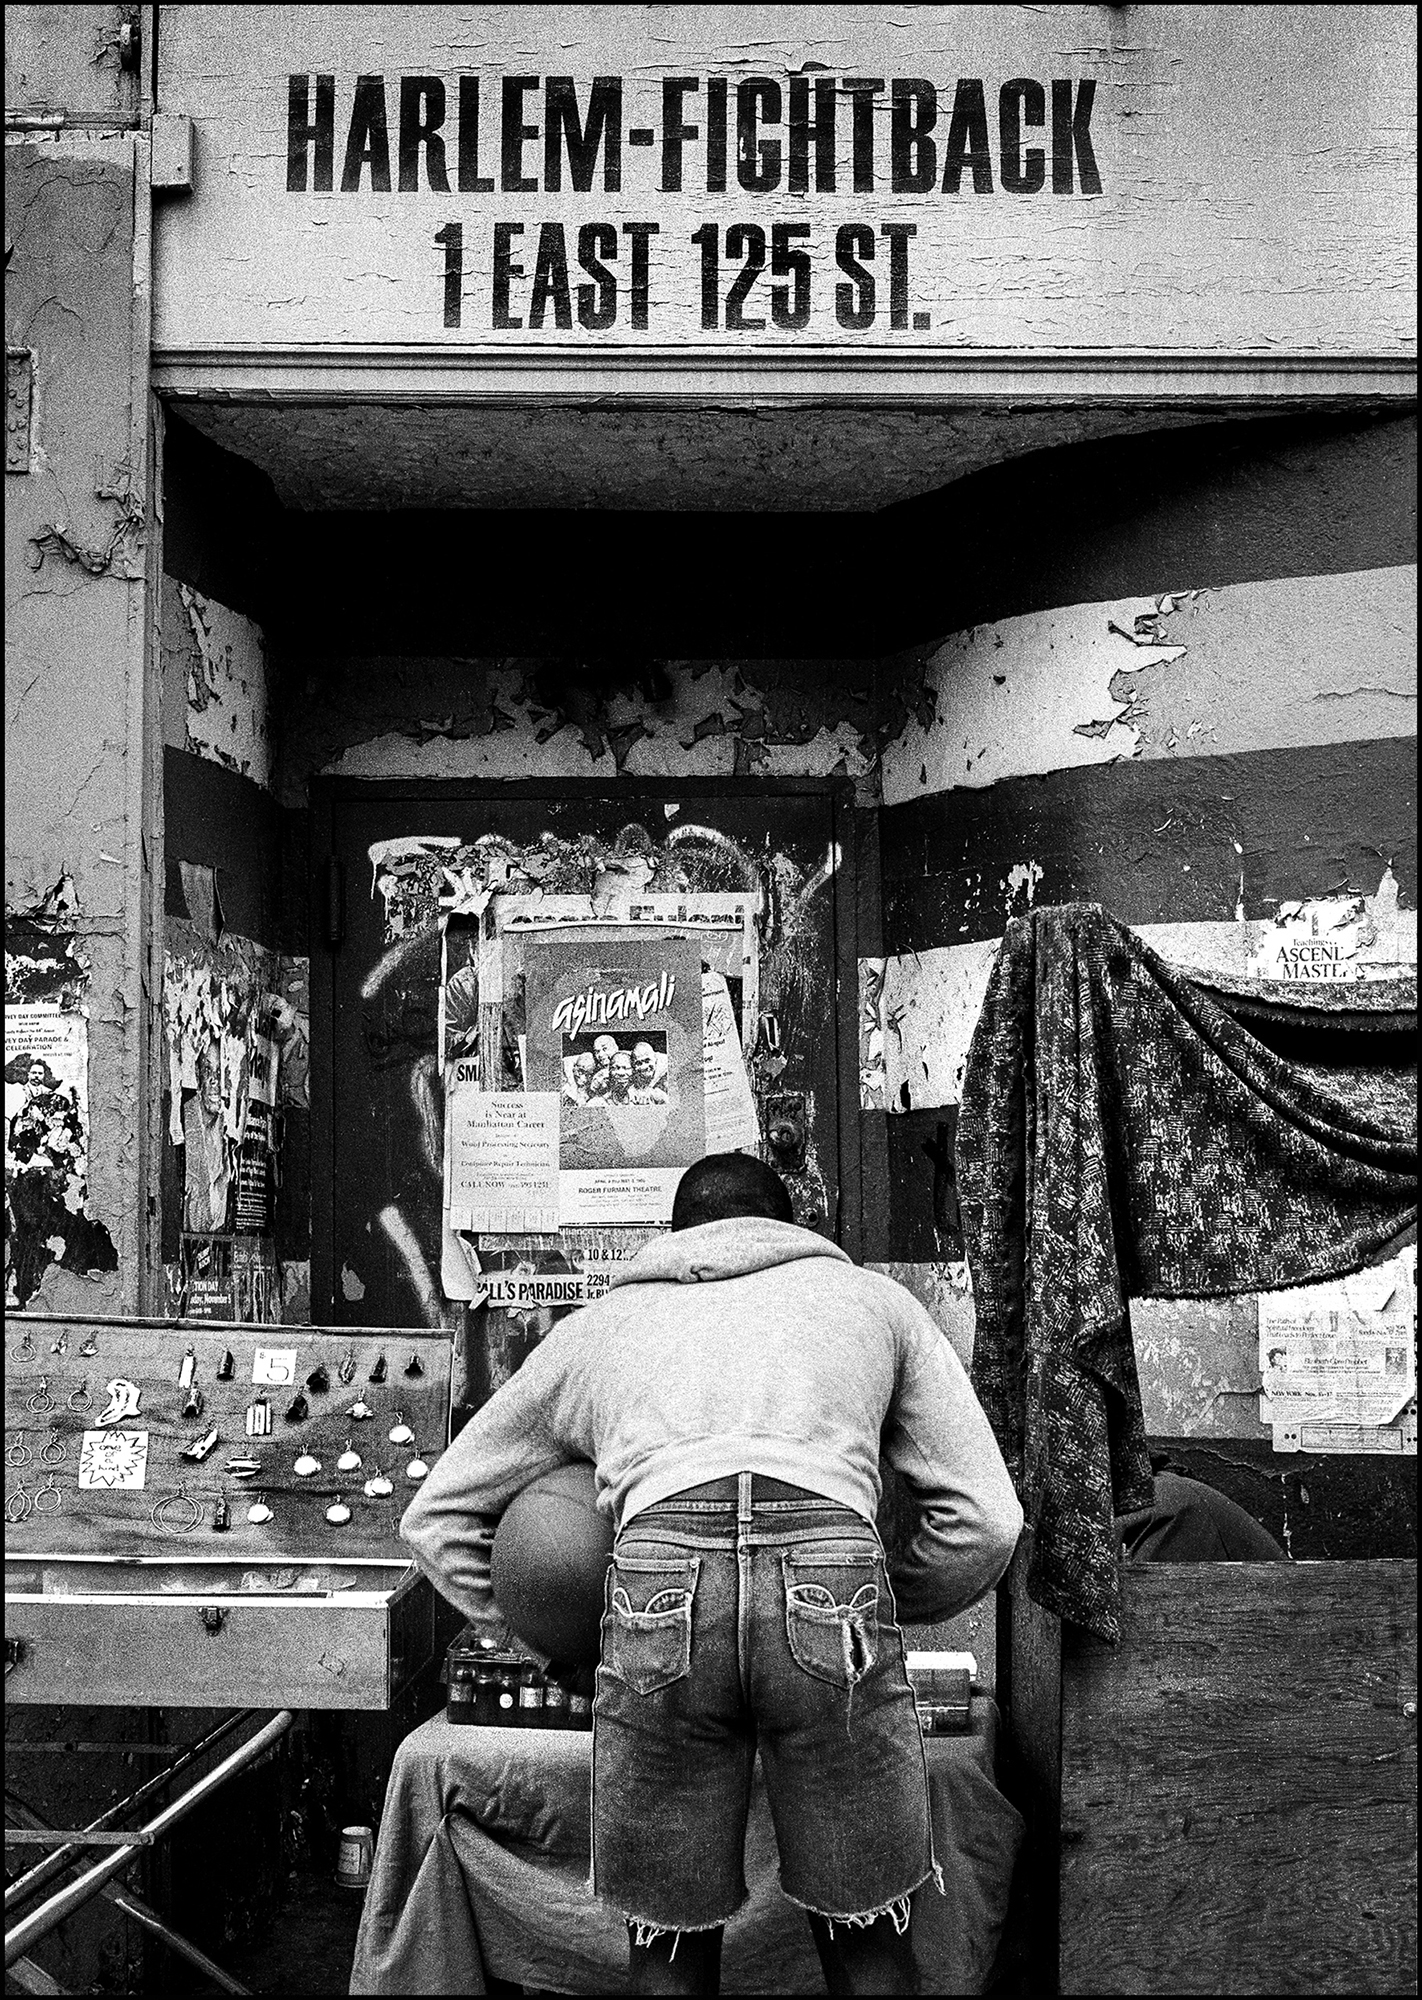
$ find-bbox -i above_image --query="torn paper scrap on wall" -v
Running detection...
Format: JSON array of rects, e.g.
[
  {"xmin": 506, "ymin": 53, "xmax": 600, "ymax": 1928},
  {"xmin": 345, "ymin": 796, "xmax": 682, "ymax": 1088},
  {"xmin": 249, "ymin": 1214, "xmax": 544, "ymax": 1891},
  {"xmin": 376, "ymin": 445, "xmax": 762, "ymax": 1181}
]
[
  {"xmin": 1259, "ymin": 1245, "xmax": 1417, "ymax": 1454},
  {"xmin": 4, "ymin": 880, "xmax": 118, "ymax": 1307}
]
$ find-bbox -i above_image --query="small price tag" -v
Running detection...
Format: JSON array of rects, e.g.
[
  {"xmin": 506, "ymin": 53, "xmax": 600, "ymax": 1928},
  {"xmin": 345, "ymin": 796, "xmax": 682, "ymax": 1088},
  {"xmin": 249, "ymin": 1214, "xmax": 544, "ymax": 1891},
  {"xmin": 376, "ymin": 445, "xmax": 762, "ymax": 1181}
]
[{"xmin": 251, "ymin": 1348, "xmax": 298, "ymax": 1386}]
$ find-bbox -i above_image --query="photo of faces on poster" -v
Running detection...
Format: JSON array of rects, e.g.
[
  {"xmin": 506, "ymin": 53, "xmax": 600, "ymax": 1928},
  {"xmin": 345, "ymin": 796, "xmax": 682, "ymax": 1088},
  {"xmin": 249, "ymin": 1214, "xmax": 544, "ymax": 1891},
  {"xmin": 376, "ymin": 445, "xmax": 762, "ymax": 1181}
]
[{"xmin": 562, "ymin": 1032, "xmax": 669, "ymax": 1106}]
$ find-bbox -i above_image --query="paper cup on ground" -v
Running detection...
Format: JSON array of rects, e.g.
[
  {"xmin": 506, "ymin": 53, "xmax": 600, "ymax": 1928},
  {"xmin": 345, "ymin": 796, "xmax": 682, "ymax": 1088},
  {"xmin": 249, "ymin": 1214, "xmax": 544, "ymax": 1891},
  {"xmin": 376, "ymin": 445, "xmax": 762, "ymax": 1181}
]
[{"xmin": 335, "ymin": 1824, "xmax": 374, "ymax": 1889}]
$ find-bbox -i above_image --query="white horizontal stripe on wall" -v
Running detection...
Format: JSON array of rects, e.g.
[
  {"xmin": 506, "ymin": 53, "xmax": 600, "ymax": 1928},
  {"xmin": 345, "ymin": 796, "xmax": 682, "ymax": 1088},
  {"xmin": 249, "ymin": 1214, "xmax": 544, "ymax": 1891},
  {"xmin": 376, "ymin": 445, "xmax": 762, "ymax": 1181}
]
[
  {"xmin": 872, "ymin": 883, "xmax": 1417, "ymax": 1116},
  {"xmin": 881, "ymin": 565, "xmax": 1417, "ymax": 807}
]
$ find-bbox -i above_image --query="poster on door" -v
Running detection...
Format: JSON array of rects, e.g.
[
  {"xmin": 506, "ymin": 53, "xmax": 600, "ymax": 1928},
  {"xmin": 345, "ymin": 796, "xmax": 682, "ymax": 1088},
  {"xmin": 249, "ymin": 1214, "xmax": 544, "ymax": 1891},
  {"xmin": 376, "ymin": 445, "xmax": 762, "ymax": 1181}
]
[{"xmin": 524, "ymin": 934, "xmax": 705, "ymax": 1224}]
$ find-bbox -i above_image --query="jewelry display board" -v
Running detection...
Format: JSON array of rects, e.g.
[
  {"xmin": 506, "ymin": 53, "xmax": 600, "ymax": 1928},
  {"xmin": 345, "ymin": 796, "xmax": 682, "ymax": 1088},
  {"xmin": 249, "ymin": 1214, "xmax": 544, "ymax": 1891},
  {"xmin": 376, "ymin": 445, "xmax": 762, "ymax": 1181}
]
[{"xmin": 5, "ymin": 1317, "xmax": 451, "ymax": 1709}]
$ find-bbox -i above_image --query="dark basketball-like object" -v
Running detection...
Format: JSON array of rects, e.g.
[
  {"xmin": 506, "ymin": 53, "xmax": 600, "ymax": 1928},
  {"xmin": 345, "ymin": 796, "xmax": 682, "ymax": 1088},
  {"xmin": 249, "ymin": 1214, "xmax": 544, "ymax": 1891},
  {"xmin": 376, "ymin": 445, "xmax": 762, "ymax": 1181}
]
[{"xmin": 490, "ymin": 1461, "xmax": 614, "ymax": 1666}]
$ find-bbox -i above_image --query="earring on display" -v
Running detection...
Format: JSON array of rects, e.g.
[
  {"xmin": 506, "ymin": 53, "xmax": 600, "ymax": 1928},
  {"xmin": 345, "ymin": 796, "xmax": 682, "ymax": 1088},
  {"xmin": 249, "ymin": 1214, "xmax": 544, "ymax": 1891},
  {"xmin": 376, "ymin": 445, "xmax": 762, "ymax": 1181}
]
[
  {"xmin": 363, "ymin": 1467, "xmax": 393, "ymax": 1498},
  {"xmin": 368, "ymin": 1353, "xmax": 387, "ymax": 1385},
  {"xmin": 337, "ymin": 1441, "xmax": 362, "ymax": 1473},
  {"xmin": 337, "ymin": 1347, "xmax": 357, "ymax": 1385},
  {"xmin": 325, "ymin": 1498, "xmax": 352, "ymax": 1525},
  {"xmin": 40, "ymin": 1431, "xmax": 66, "ymax": 1468},
  {"xmin": 216, "ymin": 1349, "xmax": 236, "ymax": 1382},
  {"xmin": 50, "ymin": 1327, "xmax": 69, "ymax": 1357},
  {"xmin": 151, "ymin": 1487, "xmax": 202, "ymax": 1535},
  {"xmin": 33, "ymin": 1473, "xmax": 63, "ymax": 1517},
  {"xmin": 67, "ymin": 1378, "xmax": 93, "ymax": 1415},
  {"xmin": 388, "ymin": 1411, "xmax": 414, "ymax": 1446},
  {"xmin": 246, "ymin": 1396, "xmax": 272, "ymax": 1438},
  {"xmin": 6, "ymin": 1431, "xmax": 33, "ymax": 1470},
  {"xmin": 10, "ymin": 1326, "xmax": 38, "ymax": 1365},
  {"xmin": 78, "ymin": 1331, "xmax": 99, "ymax": 1358},
  {"xmin": 5, "ymin": 1481, "xmax": 34, "ymax": 1524},
  {"xmin": 246, "ymin": 1493, "xmax": 274, "ymax": 1525},
  {"xmin": 26, "ymin": 1378, "xmax": 56, "ymax": 1416}
]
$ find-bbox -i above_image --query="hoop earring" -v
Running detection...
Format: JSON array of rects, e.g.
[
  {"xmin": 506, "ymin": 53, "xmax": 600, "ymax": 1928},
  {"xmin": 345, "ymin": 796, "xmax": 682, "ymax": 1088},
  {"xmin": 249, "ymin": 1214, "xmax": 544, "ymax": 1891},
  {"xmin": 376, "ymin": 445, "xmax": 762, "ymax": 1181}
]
[
  {"xmin": 5, "ymin": 1481, "xmax": 33, "ymax": 1524},
  {"xmin": 6, "ymin": 1430, "xmax": 32, "ymax": 1470},
  {"xmin": 33, "ymin": 1472, "xmax": 63, "ymax": 1516},
  {"xmin": 151, "ymin": 1487, "xmax": 202, "ymax": 1535}
]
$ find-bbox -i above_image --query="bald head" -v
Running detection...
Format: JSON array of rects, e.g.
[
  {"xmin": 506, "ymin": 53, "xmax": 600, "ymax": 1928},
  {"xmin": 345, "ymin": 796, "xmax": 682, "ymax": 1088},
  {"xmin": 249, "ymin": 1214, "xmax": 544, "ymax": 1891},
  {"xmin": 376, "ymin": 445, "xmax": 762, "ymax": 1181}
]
[{"xmin": 671, "ymin": 1153, "xmax": 794, "ymax": 1231}]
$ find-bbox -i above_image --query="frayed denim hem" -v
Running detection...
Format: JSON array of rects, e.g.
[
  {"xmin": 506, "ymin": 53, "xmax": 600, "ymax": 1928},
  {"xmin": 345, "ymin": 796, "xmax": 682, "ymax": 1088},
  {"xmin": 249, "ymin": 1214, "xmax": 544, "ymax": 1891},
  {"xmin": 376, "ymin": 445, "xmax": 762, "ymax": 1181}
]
[
  {"xmin": 624, "ymin": 1910, "xmax": 740, "ymax": 1959},
  {"xmin": 784, "ymin": 1859, "xmax": 945, "ymax": 1939}
]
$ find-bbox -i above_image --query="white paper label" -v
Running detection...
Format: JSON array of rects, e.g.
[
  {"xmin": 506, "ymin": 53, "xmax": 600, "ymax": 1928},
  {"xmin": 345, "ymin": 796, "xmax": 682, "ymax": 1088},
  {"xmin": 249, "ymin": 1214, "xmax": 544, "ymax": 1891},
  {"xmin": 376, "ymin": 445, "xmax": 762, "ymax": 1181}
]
[{"xmin": 78, "ymin": 1428, "xmax": 149, "ymax": 1490}]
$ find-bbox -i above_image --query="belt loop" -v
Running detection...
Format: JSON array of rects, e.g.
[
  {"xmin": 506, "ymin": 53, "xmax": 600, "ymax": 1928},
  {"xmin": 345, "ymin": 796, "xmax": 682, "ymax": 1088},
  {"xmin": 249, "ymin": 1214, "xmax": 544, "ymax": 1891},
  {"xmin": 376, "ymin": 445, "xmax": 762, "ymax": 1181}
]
[{"xmin": 738, "ymin": 1470, "xmax": 752, "ymax": 1529}]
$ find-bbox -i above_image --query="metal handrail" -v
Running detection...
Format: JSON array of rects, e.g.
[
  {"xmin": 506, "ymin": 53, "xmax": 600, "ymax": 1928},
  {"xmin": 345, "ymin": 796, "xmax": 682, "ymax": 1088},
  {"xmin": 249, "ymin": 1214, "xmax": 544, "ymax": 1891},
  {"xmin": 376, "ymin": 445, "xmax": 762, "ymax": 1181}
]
[
  {"xmin": 3, "ymin": 1796, "xmax": 248, "ymax": 1996},
  {"xmin": 4, "ymin": 1712, "xmax": 250, "ymax": 1913},
  {"xmin": 5, "ymin": 1711, "xmax": 294, "ymax": 1968}
]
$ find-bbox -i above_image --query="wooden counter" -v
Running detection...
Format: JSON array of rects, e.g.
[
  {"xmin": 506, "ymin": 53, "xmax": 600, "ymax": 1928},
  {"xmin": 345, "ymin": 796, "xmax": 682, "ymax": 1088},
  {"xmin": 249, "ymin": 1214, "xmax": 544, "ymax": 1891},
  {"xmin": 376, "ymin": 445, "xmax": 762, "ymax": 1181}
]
[{"xmin": 1001, "ymin": 1557, "xmax": 1417, "ymax": 1995}]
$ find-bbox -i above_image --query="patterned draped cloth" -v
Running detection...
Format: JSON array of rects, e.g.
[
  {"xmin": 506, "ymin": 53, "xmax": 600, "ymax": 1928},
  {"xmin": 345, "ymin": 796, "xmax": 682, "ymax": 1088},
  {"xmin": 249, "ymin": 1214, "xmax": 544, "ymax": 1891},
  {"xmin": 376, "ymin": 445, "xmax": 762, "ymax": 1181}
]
[{"xmin": 956, "ymin": 904, "xmax": 1417, "ymax": 1642}]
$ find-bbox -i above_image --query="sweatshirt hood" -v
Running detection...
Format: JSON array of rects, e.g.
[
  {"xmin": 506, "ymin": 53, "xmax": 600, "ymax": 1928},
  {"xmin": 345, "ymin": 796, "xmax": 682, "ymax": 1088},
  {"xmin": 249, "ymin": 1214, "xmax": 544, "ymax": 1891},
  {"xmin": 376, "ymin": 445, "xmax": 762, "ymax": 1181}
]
[{"xmin": 611, "ymin": 1217, "xmax": 852, "ymax": 1287}]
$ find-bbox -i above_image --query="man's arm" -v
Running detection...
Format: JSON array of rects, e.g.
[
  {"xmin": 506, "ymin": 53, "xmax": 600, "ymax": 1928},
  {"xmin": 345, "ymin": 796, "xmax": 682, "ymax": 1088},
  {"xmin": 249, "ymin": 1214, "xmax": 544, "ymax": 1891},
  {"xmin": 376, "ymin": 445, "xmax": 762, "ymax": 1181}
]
[
  {"xmin": 877, "ymin": 1284, "xmax": 1024, "ymax": 1623},
  {"xmin": 401, "ymin": 1325, "xmax": 593, "ymax": 1624}
]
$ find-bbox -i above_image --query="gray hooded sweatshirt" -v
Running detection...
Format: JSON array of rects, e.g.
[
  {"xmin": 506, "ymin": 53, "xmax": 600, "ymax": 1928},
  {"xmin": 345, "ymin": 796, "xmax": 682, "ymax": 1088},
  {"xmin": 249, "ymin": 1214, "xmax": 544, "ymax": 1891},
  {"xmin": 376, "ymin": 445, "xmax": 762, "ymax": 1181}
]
[{"xmin": 401, "ymin": 1217, "xmax": 1022, "ymax": 1626}]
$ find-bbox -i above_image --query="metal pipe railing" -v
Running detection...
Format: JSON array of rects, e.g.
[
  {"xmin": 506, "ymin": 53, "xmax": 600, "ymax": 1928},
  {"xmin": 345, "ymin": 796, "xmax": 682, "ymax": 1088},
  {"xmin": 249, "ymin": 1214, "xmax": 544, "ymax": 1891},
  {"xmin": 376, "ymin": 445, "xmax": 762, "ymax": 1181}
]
[
  {"xmin": 4, "ymin": 1797, "xmax": 248, "ymax": 1996},
  {"xmin": 5, "ymin": 1711, "xmax": 293, "ymax": 1969},
  {"xmin": 4, "ymin": 1713, "xmax": 251, "ymax": 1913}
]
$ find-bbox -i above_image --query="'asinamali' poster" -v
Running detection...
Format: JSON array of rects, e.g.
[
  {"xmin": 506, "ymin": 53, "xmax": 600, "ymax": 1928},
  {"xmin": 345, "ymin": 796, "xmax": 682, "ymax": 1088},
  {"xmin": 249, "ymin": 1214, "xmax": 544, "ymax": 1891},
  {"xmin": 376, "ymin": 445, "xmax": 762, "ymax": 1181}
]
[{"xmin": 525, "ymin": 935, "xmax": 705, "ymax": 1224}]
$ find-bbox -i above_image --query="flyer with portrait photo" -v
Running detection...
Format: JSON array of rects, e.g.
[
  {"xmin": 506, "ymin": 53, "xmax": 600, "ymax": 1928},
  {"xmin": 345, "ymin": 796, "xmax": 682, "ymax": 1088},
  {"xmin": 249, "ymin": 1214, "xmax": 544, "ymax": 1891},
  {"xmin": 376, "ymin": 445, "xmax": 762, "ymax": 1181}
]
[{"xmin": 524, "ymin": 934, "xmax": 706, "ymax": 1223}]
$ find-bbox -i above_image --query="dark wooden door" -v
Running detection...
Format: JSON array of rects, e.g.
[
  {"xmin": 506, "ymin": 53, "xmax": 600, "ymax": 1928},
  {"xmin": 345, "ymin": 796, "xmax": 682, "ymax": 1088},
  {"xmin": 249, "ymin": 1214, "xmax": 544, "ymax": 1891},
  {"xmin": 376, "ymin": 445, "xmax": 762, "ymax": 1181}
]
[{"xmin": 310, "ymin": 778, "xmax": 859, "ymax": 1335}]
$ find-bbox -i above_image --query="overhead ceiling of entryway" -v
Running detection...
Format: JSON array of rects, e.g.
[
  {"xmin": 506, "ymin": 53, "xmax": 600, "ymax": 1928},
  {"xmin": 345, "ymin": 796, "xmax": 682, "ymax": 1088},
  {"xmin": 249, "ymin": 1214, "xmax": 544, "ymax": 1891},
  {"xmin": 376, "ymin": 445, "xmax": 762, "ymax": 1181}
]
[{"xmin": 170, "ymin": 400, "xmax": 1224, "ymax": 512}]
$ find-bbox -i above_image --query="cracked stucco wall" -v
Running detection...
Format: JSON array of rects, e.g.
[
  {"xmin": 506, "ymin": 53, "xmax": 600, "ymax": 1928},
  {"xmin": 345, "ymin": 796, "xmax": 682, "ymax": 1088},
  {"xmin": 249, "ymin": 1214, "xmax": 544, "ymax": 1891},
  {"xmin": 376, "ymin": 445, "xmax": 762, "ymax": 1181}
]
[{"xmin": 5, "ymin": 119, "xmax": 149, "ymax": 1316}]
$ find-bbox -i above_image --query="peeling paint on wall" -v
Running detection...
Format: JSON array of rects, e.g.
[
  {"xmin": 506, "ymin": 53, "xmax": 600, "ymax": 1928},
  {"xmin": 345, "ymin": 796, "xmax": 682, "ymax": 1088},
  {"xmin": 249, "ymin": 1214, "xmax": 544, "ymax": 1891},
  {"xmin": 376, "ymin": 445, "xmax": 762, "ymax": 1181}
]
[
  {"xmin": 881, "ymin": 564, "xmax": 1417, "ymax": 805},
  {"xmin": 296, "ymin": 658, "xmax": 879, "ymax": 806},
  {"xmin": 161, "ymin": 577, "xmax": 272, "ymax": 786},
  {"xmin": 874, "ymin": 865, "xmax": 1418, "ymax": 1115},
  {"xmin": 882, "ymin": 592, "xmax": 1190, "ymax": 804}
]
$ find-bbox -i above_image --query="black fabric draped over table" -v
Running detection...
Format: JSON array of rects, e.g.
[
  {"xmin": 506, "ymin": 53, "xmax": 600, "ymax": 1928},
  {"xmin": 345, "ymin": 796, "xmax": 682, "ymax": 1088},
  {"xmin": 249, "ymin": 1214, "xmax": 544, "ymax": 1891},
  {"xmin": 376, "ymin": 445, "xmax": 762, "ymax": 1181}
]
[{"xmin": 955, "ymin": 904, "xmax": 1417, "ymax": 1643}]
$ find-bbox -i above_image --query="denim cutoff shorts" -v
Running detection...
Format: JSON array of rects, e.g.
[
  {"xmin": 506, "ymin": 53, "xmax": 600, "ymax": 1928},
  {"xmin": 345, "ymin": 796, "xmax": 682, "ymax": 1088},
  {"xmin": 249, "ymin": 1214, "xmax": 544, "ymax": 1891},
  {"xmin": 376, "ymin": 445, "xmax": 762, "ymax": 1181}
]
[{"xmin": 591, "ymin": 1472, "xmax": 938, "ymax": 1933}]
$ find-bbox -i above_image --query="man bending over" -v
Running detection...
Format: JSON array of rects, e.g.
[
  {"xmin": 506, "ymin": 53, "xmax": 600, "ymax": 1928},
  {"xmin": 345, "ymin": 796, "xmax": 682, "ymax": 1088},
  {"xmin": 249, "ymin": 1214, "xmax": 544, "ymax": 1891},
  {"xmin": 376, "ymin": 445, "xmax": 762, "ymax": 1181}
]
[{"xmin": 402, "ymin": 1154, "xmax": 1022, "ymax": 1996}]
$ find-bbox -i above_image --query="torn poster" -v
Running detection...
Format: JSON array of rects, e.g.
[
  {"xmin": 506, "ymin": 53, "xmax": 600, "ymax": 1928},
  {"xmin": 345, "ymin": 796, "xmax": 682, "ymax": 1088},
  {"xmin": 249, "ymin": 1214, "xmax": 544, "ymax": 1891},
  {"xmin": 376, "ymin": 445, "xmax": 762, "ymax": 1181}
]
[
  {"xmin": 232, "ymin": 1002, "xmax": 280, "ymax": 1234},
  {"xmin": 1247, "ymin": 900, "xmax": 1364, "ymax": 982},
  {"xmin": 702, "ymin": 970, "xmax": 760, "ymax": 1154},
  {"xmin": 182, "ymin": 1043, "xmax": 231, "ymax": 1233},
  {"xmin": 524, "ymin": 934, "xmax": 706, "ymax": 1225},
  {"xmin": 446, "ymin": 1083, "xmax": 560, "ymax": 1235},
  {"xmin": 439, "ymin": 918, "xmax": 482, "ymax": 1073},
  {"xmin": 4, "ymin": 1003, "xmax": 108, "ymax": 1309},
  {"xmin": 440, "ymin": 1056, "xmax": 488, "ymax": 1302},
  {"xmin": 1259, "ymin": 1246, "xmax": 1417, "ymax": 1452}
]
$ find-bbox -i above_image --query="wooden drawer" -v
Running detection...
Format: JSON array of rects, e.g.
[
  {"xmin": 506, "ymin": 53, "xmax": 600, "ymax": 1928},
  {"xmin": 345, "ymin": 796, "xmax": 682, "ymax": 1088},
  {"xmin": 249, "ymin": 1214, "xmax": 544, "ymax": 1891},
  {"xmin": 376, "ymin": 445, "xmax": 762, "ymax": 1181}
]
[{"xmin": 5, "ymin": 1564, "xmax": 435, "ymax": 1710}]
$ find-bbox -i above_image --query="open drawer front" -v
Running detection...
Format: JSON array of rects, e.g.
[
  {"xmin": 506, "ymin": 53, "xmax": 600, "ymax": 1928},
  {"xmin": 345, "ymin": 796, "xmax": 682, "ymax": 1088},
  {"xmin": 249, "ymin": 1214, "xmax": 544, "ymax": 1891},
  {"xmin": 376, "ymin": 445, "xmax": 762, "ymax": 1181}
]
[{"xmin": 5, "ymin": 1318, "xmax": 451, "ymax": 1710}]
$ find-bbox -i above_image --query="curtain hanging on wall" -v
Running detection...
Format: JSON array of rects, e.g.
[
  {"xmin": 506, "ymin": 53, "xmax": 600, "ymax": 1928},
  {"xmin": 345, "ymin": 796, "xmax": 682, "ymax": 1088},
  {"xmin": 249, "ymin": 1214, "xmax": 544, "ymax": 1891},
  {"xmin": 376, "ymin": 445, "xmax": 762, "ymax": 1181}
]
[{"xmin": 956, "ymin": 903, "xmax": 1417, "ymax": 1642}]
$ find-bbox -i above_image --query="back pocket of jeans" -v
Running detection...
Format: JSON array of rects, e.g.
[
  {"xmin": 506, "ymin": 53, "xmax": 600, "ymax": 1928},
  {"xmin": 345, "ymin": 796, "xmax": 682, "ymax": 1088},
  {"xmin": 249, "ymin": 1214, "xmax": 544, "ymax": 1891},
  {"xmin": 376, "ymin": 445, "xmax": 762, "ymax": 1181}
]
[
  {"xmin": 604, "ymin": 1556, "xmax": 698, "ymax": 1695},
  {"xmin": 782, "ymin": 1551, "xmax": 881, "ymax": 1688}
]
